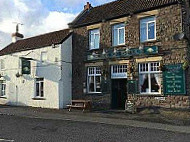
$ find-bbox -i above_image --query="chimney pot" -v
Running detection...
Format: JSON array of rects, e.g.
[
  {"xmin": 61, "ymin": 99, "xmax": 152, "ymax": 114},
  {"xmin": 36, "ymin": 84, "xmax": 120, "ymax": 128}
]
[
  {"xmin": 84, "ymin": 2, "xmax": 92, "ymax": 10},
  {"xmin": 12, "ymin": 24, "xmax": 24, "ymax": 43}
]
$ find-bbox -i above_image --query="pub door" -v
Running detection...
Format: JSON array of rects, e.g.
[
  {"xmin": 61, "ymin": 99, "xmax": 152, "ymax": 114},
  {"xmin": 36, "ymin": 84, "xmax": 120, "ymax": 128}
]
[{"xmin": 111, "ymin": 79, "xmax": 127, "ymax": 109}]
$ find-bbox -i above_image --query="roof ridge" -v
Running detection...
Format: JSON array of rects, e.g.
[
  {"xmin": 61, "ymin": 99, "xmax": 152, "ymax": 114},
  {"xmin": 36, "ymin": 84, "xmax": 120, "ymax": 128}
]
[
  {"xmin": 22, "ymin": 28, "xmax": 70, "ymax": 41},
  {"xmin": 92, "ymin": 0, "xmax": 122, "ymax": 9}
]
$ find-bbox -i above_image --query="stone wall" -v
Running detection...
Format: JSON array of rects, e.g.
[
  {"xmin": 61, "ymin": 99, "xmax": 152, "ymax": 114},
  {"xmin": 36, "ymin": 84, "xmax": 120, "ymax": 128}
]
[
  {"xmin": 72, "ymin": 4, "xmax": 190, "ymax": 109},
  {"xmin": 128, "ymin": 95, "xmax": 190, "ymax": 109}
]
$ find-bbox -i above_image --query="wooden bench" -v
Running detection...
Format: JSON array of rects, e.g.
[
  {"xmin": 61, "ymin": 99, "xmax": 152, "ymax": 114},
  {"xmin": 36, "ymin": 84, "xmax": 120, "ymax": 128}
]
[{"xmin": 67, "ymin": 100, "xmax": 92, "ymax": 112}]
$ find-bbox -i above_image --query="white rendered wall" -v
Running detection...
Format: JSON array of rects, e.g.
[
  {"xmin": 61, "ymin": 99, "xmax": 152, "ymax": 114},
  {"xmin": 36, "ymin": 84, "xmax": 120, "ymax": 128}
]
[
  {"xmin": 59, "ymin": 35, "xmax": 72, "ymax": 108},
  {"xmin": 0, "ymin": 37, "xmax": 72, "ymax": 109}
]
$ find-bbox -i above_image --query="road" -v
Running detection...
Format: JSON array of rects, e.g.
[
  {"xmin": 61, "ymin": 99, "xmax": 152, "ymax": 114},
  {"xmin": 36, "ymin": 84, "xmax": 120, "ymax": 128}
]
[{"xmin": 0, "ymin": 115, "xmax": 190, "ymax": 142}]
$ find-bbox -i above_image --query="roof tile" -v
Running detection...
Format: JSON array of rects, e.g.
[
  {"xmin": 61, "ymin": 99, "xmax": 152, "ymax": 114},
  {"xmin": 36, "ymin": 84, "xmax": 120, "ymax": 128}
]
[
  {"xmin": 70, "ymin": 0, "xmax": 179, "ymax": 28},
  {"xmin": 0, "ymin": 29, "xmax": 71, "ymax": 56}
]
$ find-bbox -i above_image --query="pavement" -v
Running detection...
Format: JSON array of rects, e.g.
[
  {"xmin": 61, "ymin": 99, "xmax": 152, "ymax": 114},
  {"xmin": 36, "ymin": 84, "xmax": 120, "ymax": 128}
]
[{"xmin": 0, "ymin": 105, "xmax": 190, "ymax": 134}]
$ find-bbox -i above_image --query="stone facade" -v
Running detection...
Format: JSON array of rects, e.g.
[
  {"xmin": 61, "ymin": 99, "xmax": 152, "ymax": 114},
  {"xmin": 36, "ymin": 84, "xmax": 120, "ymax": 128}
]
[{"xmin": 72, "ymin": 4, "xmax": 190, "ymax": 110}]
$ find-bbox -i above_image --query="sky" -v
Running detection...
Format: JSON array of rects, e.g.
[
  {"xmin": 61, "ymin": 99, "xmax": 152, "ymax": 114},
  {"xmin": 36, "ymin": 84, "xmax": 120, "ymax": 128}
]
[{"xmin": 0, "ymin": 0, "xmax": 114, "ymax": 49}]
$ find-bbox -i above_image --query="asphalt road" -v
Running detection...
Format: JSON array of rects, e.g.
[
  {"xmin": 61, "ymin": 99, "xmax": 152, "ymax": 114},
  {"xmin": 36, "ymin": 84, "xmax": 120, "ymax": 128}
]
[{"xmin": 0, "ymin": 115, "xmax": 190, "ymax": 142}]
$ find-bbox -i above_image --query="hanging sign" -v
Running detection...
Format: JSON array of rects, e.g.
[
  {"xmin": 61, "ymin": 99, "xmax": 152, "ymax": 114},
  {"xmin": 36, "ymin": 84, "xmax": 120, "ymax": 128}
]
[
  {"xmin": 21, "ymin": 58, "xmax": 31, "ymax": 75},
  {"xmin": 163, "ymin": 64, "xmax": 186, "ymax": 95}
]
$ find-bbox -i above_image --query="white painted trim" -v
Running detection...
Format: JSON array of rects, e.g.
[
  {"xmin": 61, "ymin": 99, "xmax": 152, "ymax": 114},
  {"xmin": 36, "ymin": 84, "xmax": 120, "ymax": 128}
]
[
  {"xmin": 139, "ymin": 62, "xmax": 161, "ymax": 94},
  {"xmin": 89, "ymin": 29, "xmax": 100, "ymax": 50}
]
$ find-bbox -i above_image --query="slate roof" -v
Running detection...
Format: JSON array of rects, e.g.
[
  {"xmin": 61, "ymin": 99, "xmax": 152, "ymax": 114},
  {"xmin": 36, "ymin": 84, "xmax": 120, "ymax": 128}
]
[
  {"xmin": 0, "ymin": 29, "xmax": 71, "ymax": 56},
  {"xmin": 69, "ymin": 0, "xmax": 180, "ymax": 28}
]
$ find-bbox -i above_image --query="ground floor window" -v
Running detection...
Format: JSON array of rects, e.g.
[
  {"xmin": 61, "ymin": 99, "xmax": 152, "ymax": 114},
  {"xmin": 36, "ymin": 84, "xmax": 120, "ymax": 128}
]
[
  {"xmin": 87, "ymin": 67, "xmax": 101, "ymax": 93},
  {"xmin": 139, "ymin": 62, "xmax": 161, "ymax": 94},
  {"xmin": 0, "ymin": 80, "xmax": 6, "ymax": 97},
  {"xmin": 35, "ymin": 78, "xmax": 44, "ymax": 97}
]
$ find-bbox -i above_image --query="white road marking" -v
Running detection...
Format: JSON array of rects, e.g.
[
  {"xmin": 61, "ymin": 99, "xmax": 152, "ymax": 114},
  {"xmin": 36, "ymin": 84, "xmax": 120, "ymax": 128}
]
[{"xmin": 0, "ymin": 138, "xmax": 14, "ymax": 142}]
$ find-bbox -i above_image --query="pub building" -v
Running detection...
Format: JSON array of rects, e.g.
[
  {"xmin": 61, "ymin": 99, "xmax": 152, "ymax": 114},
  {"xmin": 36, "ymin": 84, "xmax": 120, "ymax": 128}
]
[{"xmin": 70, "ymin": 0, "xmax": 190, "ymax": 110}]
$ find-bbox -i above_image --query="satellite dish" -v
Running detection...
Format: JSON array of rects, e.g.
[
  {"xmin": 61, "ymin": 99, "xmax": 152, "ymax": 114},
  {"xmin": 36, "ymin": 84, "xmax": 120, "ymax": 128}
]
[{"xmin": 173, "ymin": 33, "xmax": 185, "ymax": 40}]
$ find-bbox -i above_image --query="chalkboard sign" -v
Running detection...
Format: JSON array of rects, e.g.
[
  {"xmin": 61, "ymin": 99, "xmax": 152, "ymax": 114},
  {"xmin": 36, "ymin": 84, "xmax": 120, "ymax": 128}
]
[
  {"xmin": 163, "ymin": 64, "xmax": 186, "ymax": 95},
  {"xmin": 127, "ymin": 80, "xmax": 138, "ymax": 94}
]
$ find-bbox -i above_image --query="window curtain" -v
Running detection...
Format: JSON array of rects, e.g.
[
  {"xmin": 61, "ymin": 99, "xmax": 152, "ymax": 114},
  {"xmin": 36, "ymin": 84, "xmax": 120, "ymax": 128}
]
[
  {"xmin": 151, "ymin": 74, "xmax": 160, "ymax": 93},
  {"xmin": 140, "ymin": 74, "xmax": 148, "ymax": 93}
]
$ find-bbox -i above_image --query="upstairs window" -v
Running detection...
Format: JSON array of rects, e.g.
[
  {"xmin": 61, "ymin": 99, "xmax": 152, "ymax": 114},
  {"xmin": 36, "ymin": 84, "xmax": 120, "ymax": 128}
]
[
  {"xmin": 140, "ymin": 16, "xmax": 156, "ymax": 42},
  {"xmin": 89, "ymin": 29, "xmax": 100, "ymax": 50},
  {"xmin": 41, "ymin": 52, "xmax": 48, "ymax": 62},
  {"xmin": 112, "ymin": 23, "xmax": 125, "ymax": 46},
  {"xmin": 0, "ymin": 59, "xmax": 5, "ymax": 70}
]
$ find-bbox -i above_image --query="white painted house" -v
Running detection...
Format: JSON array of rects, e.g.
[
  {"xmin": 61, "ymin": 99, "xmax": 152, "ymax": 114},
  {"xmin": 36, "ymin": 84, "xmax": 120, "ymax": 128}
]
[{"xmin": 0, "ymin": 28, "xmax": 72, "ymax": 109}]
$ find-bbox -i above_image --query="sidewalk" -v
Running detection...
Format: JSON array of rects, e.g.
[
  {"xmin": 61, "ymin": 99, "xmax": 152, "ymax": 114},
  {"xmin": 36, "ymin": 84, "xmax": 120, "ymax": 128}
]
[{"xmin": 0, "ymin": 105, "xmax": 190, "ymax": 134}]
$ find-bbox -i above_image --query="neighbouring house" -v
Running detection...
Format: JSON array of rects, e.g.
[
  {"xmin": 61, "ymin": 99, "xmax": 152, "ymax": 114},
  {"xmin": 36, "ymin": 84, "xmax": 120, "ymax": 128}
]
[
  {"xmin": 69, "ymin": 0, "xmax": 190, "ymax": 110},
  {"xmin": 0, "ymin": 27, "xmax": 72, "ymax": 109}
]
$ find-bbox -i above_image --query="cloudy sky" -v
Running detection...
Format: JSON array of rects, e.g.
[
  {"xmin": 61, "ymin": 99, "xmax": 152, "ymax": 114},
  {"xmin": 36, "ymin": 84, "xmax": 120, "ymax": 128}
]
[{"xmin": 0, "ymin": 0, "xmax": 114, "ymax": 49}]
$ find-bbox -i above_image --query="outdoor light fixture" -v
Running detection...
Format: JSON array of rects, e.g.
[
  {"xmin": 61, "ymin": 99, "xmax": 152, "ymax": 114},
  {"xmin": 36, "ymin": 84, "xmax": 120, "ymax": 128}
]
[
  {"xmin": 139, "ymin": 44, "xmax": 144, "ymax": 50},
  {"xmin": 102, "ymin": 49, "xmax": 106, "ymax": 55}
]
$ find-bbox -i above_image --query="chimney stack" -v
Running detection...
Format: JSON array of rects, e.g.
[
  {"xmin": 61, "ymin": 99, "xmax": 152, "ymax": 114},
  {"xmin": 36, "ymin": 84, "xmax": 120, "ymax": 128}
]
[
  {"xmin": 84, "ymin": 2, "xmax": 92, "ymax": 11},
  {"xmin": 12, "ymin": 24, "xmax": 24, "ymax": 43}
]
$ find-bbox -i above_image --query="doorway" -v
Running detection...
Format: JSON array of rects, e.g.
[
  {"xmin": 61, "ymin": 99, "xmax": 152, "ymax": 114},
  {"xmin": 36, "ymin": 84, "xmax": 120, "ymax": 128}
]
[{"xmin": 111, "ymin": 79, "xmax": 127, "ymax": 109}]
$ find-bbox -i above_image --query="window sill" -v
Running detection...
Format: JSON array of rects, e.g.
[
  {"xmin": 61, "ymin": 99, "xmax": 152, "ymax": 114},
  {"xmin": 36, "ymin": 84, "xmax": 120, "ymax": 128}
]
[
  {"xmin": 136, "ymin": 93, "xmax": 163, "ymax": 96},
  {"xmin": 32, "ymin": 97, "xmax": 46, "ymax": 100},
  {"xmin": 86, "ymin": 92, "xmax": 103, "ymax": 95},
  {"xmin": 0, "ymin": 96, "xmax": 7, "ymax": 99},
  {"xmin": 140, "ymin": 39, "xmax": 157, "ymax": 44},
  {"xmin": 88, "ymin": 48, "xmax": 100, "ymax": 52},
  {"xmin": 112, "ymin": 44, "xmax": 126, "ymax": 48}
]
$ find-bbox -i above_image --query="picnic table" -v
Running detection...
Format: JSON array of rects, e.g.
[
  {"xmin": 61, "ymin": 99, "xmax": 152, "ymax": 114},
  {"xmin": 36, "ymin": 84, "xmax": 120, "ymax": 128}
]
[{"xmin": 67, "ymin": 100, "xmax": 92, "ymax": 112}]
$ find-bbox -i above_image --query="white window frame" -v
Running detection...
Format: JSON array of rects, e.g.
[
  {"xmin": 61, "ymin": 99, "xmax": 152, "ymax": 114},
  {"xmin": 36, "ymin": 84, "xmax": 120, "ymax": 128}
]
[
  {"xmin": 0, "ymin": 59, "xmax": 5, "ymax": 70},
  {"xmin": 112, "ymin": 23, "xmax": 125, "ymax": 46},
  {"xmin": 0, "ymin": 81, "xmax": 6, "ymax": 97},
  {"xmin": 111, "ymin": 65, "xmax": 127, "ymax": 79},
  {"xmin": 139, "ymin": 62, "xmax": 161, "ymax": 94},
  {"xmin": 35, "ymin": 78, "xmax": 44, "ymax": 98},
  {"xmin": 41, "ymin": 52, "xmax": 48, "ymax": 62},
  {"xmin": 89, "ymin": 29, "xmax": 100, "ymax": 50},
  {"xmin": 140, "ymin": 16, "xmax": 156, "ymax": 42},
  {"xmin": 87, "ymin": 67, "xmax": 101, "ymax": 93}
]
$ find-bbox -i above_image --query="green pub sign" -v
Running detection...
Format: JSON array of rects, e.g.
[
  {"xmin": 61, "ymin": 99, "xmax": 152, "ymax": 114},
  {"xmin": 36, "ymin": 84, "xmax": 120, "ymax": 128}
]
[
  {"xmin": 163, "ymin": 64, "xmax": 186, "ymax": 95},
  {"xmin": 21, "ymin": 58, "xmax": 31, "ymax": 75},
  {"xmin": 127, "ymin": 80, "xmax": 138, "ymax": 94}
]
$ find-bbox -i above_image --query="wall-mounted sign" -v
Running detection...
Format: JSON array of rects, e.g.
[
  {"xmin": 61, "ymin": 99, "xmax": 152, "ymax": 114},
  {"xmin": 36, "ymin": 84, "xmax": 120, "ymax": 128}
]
[
  {"xmin": 163, "ymin": 64, "xmax": 186, "ymax": 95},
  {"xmin": 144, "ymin": 46, "xmax": 158, "ymax": 54},
  {"xmin": 87, "ymin": 46, "xmax": 159, "ymax": 61},
  {"xmin": 21, "ymin": 58, "xmax": 31, "ymax": 75},
  {"xmin": 127, "ymin": 80, "xmax": 138, "ymax": 94}
]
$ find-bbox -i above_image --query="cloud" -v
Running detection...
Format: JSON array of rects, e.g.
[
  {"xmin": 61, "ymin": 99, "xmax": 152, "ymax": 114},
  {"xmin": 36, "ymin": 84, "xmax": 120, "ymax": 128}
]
[
  {"xmin": 0, "ymin": 0, "xmax": 114, "ymax": 49},
  {"xmin": 0, "ymin": 0, "xmax": 77, "ymax": 49}
]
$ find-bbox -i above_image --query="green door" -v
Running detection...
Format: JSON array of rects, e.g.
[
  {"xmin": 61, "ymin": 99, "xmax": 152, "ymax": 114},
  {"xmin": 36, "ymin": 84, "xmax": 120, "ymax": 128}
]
[{"xmin": 111, "ymin": 79, "xmax": 127, "ymax": 109}]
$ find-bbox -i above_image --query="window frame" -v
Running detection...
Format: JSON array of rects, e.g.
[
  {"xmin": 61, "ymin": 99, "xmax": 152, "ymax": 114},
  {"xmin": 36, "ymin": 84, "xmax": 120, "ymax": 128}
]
[
  {"xmin": 35, "ymin": 78, "xmax": 44, "ymax": 98},
  {"xmin": 112, "ymin": 23, "xmax": 125, "ymax": 46},
  {"xmin": 89, "ymin": 28, "xmax": 100, "ymax": 50},
  {"xmin": 87, "ymin": 67, "xmax": 102, "ymax": 94},
  {"xmin": 140, "ymin": 16, "xmax": 156, "ymax": 43},
  {"xmin": 139, "ymin": 62, "xmax": 161, "ymax": 95},
  {"xmin": 41, "ymin": 51, "xmax": 48, "ymax": 63},
  {"xmin": 111, "ymin": 65, "xmax": 127, "ymax": 79},
  {"xmin": 0, "ymin": 80, "xmax": 6, "ymax": 97},
  {"xmin": 0, "ymin": 59, "xmax": 5, "ymax": 70}
]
